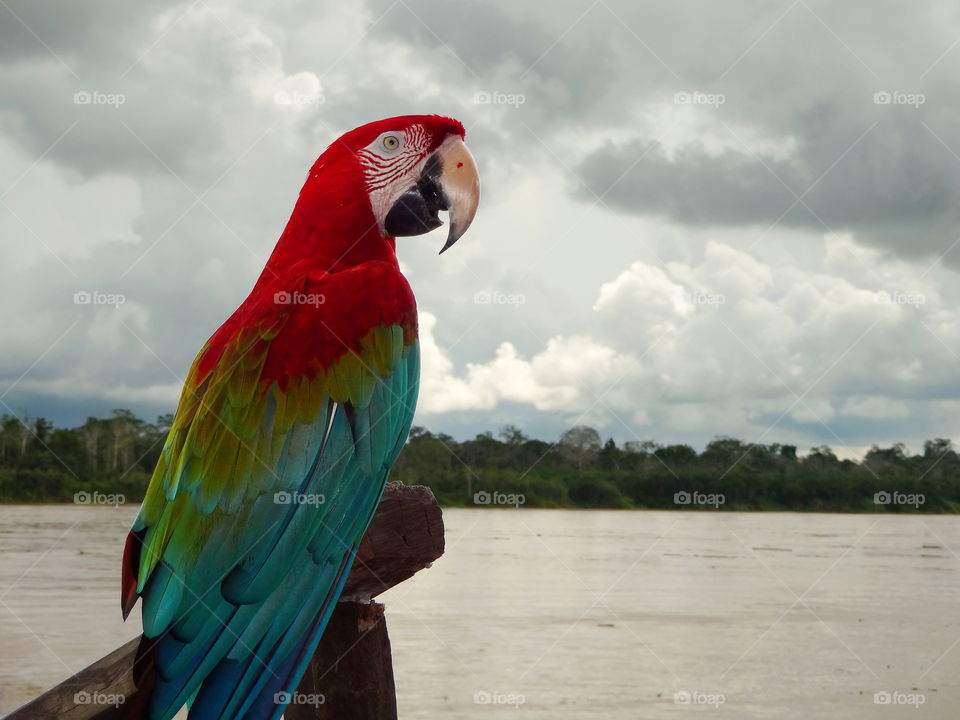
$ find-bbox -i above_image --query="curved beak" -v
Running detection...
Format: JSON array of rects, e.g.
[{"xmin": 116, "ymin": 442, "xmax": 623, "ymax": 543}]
[
  {"xmin": 383, "ymin": 136, "xmax": 481, "ymax": 253},
  {"xmin": 435, "ymin": 137, "xmax": 480, "ymax": 253}
]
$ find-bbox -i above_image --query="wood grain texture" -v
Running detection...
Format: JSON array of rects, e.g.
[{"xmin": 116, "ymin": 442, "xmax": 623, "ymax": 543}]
[{"xmin": 284, "ymin": 602, "xmax": 396, "ymax": 720}]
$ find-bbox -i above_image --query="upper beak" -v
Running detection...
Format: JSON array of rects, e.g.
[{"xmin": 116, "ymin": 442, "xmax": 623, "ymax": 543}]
[
  {"xmin": 435, "ymin": 137, "xmax": 481, "ymax": 253},
  {"xmin": 383, "ymin": 136, "xmax": 481, "ymax": 253}
]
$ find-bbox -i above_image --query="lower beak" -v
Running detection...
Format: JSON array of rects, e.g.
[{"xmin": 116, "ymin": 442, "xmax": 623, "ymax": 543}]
[{"xmin": 383, "ymin": 136, "xmax": 481, "ymax": 253}]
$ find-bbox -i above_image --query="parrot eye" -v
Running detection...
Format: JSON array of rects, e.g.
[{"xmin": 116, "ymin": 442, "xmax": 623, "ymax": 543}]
[{"xmin": 382, "ymin": 135, "xmax": 401, "ymax": 151}]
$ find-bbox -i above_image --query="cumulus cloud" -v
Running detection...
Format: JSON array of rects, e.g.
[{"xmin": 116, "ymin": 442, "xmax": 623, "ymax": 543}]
[
  {"xmin": 1, "ymin": 0, "xmax": 959, "ymax": 454},
  {"xmin": 418, "ymin": 312, "xmax": 638, "ymax": 416},
  {"xmin": 418, "ymin": 231, "xmax": 960, "ymax": 451}
]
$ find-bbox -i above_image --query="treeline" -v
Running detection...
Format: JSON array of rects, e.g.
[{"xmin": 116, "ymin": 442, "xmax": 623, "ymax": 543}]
[
  {"xmin": 0, "ymin": 412, "xmax": 958, "ymax": 512},
  {"xmin": 391, "ymin": 426, "xmax": 959, "ymax": 512},
  {"xmin": 0, "ymin": 409, "xmax": 170, "ymax": 503}
]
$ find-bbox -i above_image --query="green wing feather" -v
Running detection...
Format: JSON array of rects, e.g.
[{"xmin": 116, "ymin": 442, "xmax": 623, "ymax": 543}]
[{"xmin": 126, "ymin": 304, "xmax": 419, "ymax": 719}]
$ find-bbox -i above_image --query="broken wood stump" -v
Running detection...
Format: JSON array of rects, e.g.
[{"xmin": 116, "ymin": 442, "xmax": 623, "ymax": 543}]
[
  {"xmin": 5, "ymin": 482, "xmax": 444, "ymax": 720},
  {"xmin": 284, "ymin": 602, "xmax": 394, "ymax": 720}
]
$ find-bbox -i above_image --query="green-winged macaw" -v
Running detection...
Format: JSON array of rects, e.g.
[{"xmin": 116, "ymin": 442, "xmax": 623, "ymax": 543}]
[{"xmin": 120, "ymin": 115, "xmax": 480, "ymax": 719}]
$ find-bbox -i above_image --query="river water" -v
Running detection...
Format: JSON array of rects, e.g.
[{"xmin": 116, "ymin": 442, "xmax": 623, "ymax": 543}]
[{"xmin": 1, "ymin": 506, "xmax": 958, "ymax": 718}]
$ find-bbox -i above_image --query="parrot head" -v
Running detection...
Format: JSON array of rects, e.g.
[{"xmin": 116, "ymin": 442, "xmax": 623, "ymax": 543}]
[{"xmin": 302, "ymin": 114, "xmax": 480, "ymax": 254}]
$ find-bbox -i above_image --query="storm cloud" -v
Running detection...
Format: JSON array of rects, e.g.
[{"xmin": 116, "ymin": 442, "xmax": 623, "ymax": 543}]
[{"xmin": 2, "ymin": 0, "xmax": 960, "ymax": 456}]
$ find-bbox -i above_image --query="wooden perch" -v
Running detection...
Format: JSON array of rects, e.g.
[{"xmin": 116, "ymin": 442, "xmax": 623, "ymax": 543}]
[{"xmin": 5, "ymin": 483, "xmax": 444, "ymax": 720}]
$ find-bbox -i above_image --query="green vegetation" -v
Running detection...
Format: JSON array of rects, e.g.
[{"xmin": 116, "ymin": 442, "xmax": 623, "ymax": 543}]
[
  {"xmin": 0, "ymin": 409, "xmax": 169, "ymax": 504},
  {"xmin": 0, "ymin": 412, "xmax": 957, "ymax": 512},
  {"xmin": 392, "ymin": 426, "xmax": 959, "ymax": 512}
]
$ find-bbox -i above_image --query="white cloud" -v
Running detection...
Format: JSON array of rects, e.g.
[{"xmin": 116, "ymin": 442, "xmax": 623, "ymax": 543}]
[
  {"xmin": 417, "ymin": 226, "xmax": 960, "ymax": 449},
  {"xmin": 594, "ymin": 262, "xmax": 691, "ymax": 320},
  {"xmin": 841, "ymin": 396, "xmax": 911, "ymax": 419},
  {"xmin": 2, "ymin": 0, "xmax": 960, "ymax": 455},
  {"xmin": 418, "ymin": 312, "xmax": 638, "ymax": 418},
  {"xmin": 0, "ymin": 134, "xmax": 143, "ymax": 263}
]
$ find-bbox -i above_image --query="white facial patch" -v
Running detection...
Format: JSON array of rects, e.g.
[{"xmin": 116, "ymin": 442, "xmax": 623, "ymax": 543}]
[{"xmin": 357, "ymin": 125, "xmax": 431, "ymax": 232}]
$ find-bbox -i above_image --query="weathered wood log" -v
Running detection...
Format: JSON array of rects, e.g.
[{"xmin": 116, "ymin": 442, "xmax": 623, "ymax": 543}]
[
  {"xmin": 5, "ymin": 482, "xmax": 443, "ymax": 720},
  {"xmin": 344, "ymin": 481, "xmax": 445, "ymax": 601},
  {"xmin": 285, "ymin": 602, "xmax": 395, "ymax": 720}
]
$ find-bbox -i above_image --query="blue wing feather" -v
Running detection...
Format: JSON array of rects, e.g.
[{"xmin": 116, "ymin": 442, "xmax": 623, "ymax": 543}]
[{"xmin": 139, "ymin": 339, "xmax": 419, "ymax": 720}]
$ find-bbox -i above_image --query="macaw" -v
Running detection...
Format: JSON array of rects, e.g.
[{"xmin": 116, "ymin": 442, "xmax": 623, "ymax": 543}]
[{"xmin": 120, "ymin": 115, "xmax": 480, "ymax": 720}]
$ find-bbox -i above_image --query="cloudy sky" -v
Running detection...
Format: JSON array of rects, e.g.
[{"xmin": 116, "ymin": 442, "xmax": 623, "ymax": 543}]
[{"xmin": 2, "ymin": 0, "xmax": 960, "ymax": 457}]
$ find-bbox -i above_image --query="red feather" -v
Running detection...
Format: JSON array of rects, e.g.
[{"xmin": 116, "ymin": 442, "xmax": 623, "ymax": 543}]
[
  {"xmin": 121, "ymin": 528, "xmax": 146, "ymax": 620},
  {"xmin": 193, "ymin": 116, "xmax": 458, "ymax": 390}
]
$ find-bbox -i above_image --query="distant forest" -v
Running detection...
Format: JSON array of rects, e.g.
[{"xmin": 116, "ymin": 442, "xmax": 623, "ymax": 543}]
[{"xmin": 0, "ymin": 409, "xmax": 957, "ymax": 512}]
